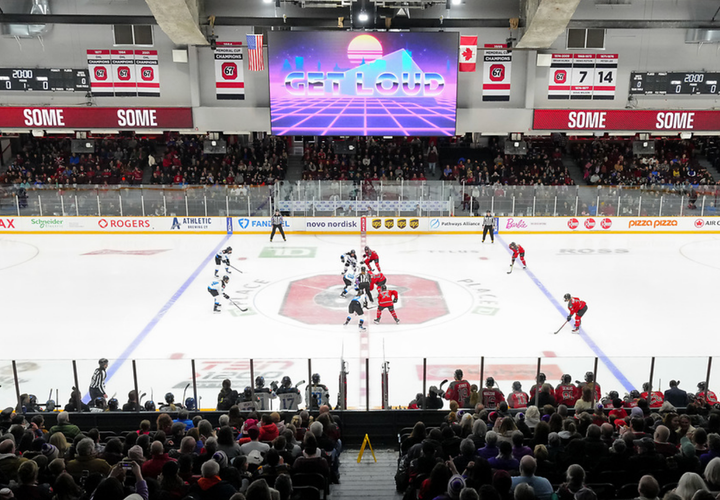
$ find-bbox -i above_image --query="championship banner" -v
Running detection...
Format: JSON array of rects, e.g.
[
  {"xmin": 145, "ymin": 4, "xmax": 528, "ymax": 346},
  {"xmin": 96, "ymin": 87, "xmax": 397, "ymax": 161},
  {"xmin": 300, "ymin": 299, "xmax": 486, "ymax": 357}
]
[
  {"xmin": 459, "ymin": 36, "xmax": 478, "ymax": 72},
  {"xmin": 482, "ymin": 44, "xmax": 511, "ymax": 101},
  {"xmin": 86, "ymin": 49, "xmax": 113, "ymax": 97},
  {"xmin": 548, "ymin": 54, "xmax": 572, "ymax": 100},
  {"xmin": 214, "ymin": 42, "xmax": 245, "ymax": 100},
  {"xmin": 593, "ymin": 54, "xmax": 618, "ymax": 100},
  {"xmin": 110, "ymin": 49, "xmax": 137, "ymax": 97},
  {"xmin": 570, "ymin": 53, "xmax": 594, "ymax": 100},
  {"xmin": 135, "ymin": 50, "xmax": 160, "ymax": 97}
]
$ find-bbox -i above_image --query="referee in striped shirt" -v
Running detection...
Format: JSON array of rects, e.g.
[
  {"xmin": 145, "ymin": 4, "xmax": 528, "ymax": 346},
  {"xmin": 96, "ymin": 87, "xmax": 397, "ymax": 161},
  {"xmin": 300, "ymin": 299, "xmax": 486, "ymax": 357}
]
[
  {"xmin": 482, "ymin": 210, "xmax": 496, "ymax": 243},
  {"xmin": 270, "ymin": 210, "xmax": 286, "ymax": 242},
  {"xmin": 89, "ymin": 358, "xmax": 108, "ymax": 401}
]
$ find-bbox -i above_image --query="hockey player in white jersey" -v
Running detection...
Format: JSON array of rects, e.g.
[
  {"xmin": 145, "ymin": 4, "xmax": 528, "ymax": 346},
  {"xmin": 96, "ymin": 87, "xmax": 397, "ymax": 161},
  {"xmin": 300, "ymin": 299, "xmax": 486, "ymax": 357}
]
[
  {"xmin": 276, "ymin": 376, "xmax": 302, "ymax": 410},
  {"xmin": 306, "ymin": 373, "xmax": 330, "ymax": 410},
  {"xmin": 208, "ymin": 275, "xmax": 229, "ymax": 312},
  {"xmin": 254, "ymin": 376, "xmax": 277, "ymax": 411},
  {"xmin": 215, "ymin": 247, "xmax": 233, "ymax": 277},
  {"xmin": 236, "ymin": 386, "xmax": 260, "ymax": 411},
  {"xmin": 340, "ymin": 266, "xmax": 356, "ymax": 297},
  {"xmin": 340, "ymin": 249, "xmax": 357, "ymax": 270}
]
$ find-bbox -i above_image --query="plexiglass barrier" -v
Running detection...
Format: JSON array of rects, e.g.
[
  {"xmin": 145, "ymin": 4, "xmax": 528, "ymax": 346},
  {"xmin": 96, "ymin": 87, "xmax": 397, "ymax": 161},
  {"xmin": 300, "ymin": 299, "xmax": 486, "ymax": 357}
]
[
  {"xmin": 0, "ymin": 356, "xmax": 716, "ymax": 412},
  {"xmin": 1, "ymin": 184, "xmax": 718, "ymax": 217}
]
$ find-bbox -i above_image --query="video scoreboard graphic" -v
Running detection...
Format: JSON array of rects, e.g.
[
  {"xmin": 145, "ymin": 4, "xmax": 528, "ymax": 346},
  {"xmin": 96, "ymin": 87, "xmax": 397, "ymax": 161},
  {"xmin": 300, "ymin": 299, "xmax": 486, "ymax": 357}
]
[
  {"xmin": 548, "ymin": 53, "xmax": 618, "ymax": 100},
  {"xmin": 630, "ymin": 72, "xmax": 720, "ymax": 95},
  {"xmin": 0, "ymin": 68, "xmax": 89, "ymax": 92},
  {"xmin": 267, "ymin": 32, "xmax": 459, "ymax": 136}
]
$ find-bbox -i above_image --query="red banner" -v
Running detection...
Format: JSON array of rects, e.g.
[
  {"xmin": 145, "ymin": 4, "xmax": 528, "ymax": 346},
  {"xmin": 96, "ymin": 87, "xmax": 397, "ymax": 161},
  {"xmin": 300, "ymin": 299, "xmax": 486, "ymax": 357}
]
[
  {"xmin": 0, "ymin": 107, "xmax": 193, "ymax": 129},
  {"xmin": 533, "ymin": 109, "xmax": 720, "ymax": 131}
]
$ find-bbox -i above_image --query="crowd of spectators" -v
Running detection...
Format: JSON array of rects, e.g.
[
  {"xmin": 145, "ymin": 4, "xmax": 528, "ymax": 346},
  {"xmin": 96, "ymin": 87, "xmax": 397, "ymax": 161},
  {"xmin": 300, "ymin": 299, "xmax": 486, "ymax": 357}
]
[
  {"xmin": 397, "ymin": 372, "xmax": 720, "ymax": 500},
  {"xmin": 0, "ymin": 136, "xmax": 156, "ymax": 188},
  {"xmin": 149, "ymin": 136, "xmax": 287, "ymax": 187},
  {"xmin": 0, "ymin": 401, "xmax": 342, "ymax": 500},
  {"xmin": 571, "ymin": 138, "xmax": 715, "ymax": 187}
]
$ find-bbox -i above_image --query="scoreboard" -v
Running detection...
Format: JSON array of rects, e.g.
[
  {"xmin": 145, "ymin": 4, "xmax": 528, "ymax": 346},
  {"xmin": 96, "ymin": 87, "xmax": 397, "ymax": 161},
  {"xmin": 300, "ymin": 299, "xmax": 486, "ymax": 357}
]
[
  {"xmin": 0, "ymin": 68, "xmax": 90, "ymax": 92},
  {"xmin": 630, "ymin": 72, "xmax": 720, "ymax": 95}
]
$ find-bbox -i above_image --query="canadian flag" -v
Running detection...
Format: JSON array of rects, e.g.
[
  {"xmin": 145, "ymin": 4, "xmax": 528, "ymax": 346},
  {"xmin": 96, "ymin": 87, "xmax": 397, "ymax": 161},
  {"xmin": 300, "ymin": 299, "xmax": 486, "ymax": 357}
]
[{"xmin": 459, "ymin": 36, "xmax": 478, "ymax": 72}]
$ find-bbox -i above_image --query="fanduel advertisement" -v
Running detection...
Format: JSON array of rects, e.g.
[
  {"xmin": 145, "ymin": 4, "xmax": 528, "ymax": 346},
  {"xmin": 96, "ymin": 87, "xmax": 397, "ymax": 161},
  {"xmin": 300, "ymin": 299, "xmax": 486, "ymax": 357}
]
[{"xmin": 268, "ymin": 32, "xmax": 458, "ymax": 136}]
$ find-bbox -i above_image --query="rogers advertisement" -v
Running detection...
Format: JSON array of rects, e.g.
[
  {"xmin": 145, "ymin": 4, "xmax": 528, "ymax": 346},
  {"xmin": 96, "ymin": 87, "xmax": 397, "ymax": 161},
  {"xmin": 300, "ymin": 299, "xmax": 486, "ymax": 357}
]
[
  {"xmin": 0, "ymin": 107, "xmax": 193, "ymax": 129},
  {"xmin": 533, "ymin": 109, "xmax": 720, "ymax": 131}
]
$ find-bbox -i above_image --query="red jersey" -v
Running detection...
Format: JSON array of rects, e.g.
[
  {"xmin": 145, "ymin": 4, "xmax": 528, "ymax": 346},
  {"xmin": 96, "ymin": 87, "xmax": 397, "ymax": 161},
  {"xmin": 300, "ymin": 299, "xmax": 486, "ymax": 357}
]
[
  {"xmin": 445, "ymin": 380, "xmax": 472, "ymax": 408},
  {"xmin": 555, "ymin": 384, "xmax": 579, "ymax": 406},
  {"xmin": 577, "ymin": 382, "xmax": 602, "ymax": 402},
  {"xmin": 370, "ymin": 272, "xmax": 386, "ymax": 290},
  {"xmin": 481, "ymin": 388, "xmax": 505, "ymax": 408},
  {"xmin": 508, "ymin": 391, "xmax": 529, "ymax": 408},
  {"xmin": 377, "ymin": 289, "xmax": 398, "ymax": 307},
  {"xmin": 511, "ymin": 245, "xmax": 525, "ymax": 258},
  {"xmin": 529, "ymin": 384, "xmax": 541, "ymax": 398},
  {"xmin": 568, "ymin": 297, "xmax": 587, "ymax": 315},
  {"xmin": 364, "ymin": 249, "xmax": 379, "ymax": 262},
  {"xmin": 697, "ymin": 391, "xmax": 719, "ymax": 405},
  {"xmin": 609, "ymin": 407, "xmax": 628, "ymax": 420},
  {"xmin": 640, "ymin": 391, "xmax": 664, "ymax": 408}
]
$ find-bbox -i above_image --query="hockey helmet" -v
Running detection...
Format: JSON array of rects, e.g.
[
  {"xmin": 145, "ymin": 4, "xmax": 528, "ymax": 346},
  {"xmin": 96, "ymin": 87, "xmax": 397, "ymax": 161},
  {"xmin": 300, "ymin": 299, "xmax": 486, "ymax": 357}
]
[
  {"xmin": 486, "ymin": 377, "xmax": 495, "ymax": 388},
  {"xmin": 94, "ymin": 397, "xmax": 106, "ymax": 409},
  {"xmin": 28, "ymin": 394, "xmax": 37, "ymax": 405},
  {"xmin": 312, "ymin": 373, "xmax": 321, "ymax": 384},
  {"xmin": 381, "ymin": 285, "xmax": 387, "ymax": 291},
  {"xmin": 630, "ymin": 390, "xmax": 641, "ymax": 399},
  {"xmin": 282, "ymin": 376, "xmax": 292, "ymax": 387},
  {"xmin": 108, "ymin": 398, "xmax": 119, "ymax": 411},
  {"xmin": 454, "ymin": 369, "xmax": 464, "ymax": 380},
  {"xmin": 698, "ymin": 381, "xmax": 707, "ymax": 391},
  {"xmin": 364, "ymin": 246, "xmax": 370, "ymax": 252},
  {"xmin": 165, "ymin": 392, "xmax": 175, "ymax": 404},
  {"xmin": 512, "ymin": 381, "xmax": 522, "ymax": 391},
  {"xmin": 244, "ymin": 386, "xmax": 252, "ymax": 398},
  {"xmin": 360, "ymin": 266, "xmax": 366, "ymax": 272},
  {"xmin": 222, "ymin": 275, "xmax": 229, "ymax": 283},
  {"xmin": 45, "ymin": 399, "xmax": 56, "ymax": 412},
  {"xmin": 429, "ymin": 386, "xmax": 439, "ymax": 395},
  {"xmin": 563, "ymin": 294, "xmax": 572, "ymax": 302},
  {"xmin": 185, "ymin": 397, "xmax": 196, "ymax": 410},
  {"xmin": 537, "ymin": 372, "xmax": 546, "ymax": 383},
  {"xmin": 99, "ymin": 358, "xmax": 109, "ymax": 366},
  {"xmin": 350, "ymin": 250, "xmax": 356, "ymax": 256},
  {"xmin": 255, "ymin": 376, "xmax": 265, "ymax": 388},
  {"xmin": 642, "ymin": 382, "xmax": 651, "ymax": 392},
  {"xmin": 510, "ymin": 242, "xmax": 517, "ymax": 249},
  {"xmin": 144, "ymin": 401, "xmax": 156, "ymax": 411},
  {"xmin": 225, "ymin": 246, "xmax": 232, "ymax": 254},
  {"xmin": 585, "ymin": 371, "xmax": 594, "ymax": 383},
  {"xmin": 562, "ymin": 374, "xmax": 572, "ymax": 385},
  {"xmin": 608, "ymin": 390, "xmax": 619, "ymax": 400}
]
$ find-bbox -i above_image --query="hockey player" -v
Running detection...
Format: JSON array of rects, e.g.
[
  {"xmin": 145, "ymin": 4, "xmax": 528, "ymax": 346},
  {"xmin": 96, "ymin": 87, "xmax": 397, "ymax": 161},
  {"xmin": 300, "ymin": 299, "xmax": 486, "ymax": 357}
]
[
  {"xmin": 159, "ymin": 392, "xmax": 179, "ymax": 412},
  {"xmin": 555, "ymin": 374, "xmax": 579, "ymax": 406},
  {"xmin": 508, "ymin": 382, "xmax": 529, "ymax": 409},
  {"xmin": 640, "ymin": 382, "xmax": 664, "ymax": 408},
  {"xmin": 696, "ymin": 381, "xmax": 719, "ymax": 406},
  {"xmin": 344, "ymin": 292, "xmax": 367, "ymax": 330},
  {"xmin": 564, "ymin": 293, "xmax": 588, "ymax": 333},
  {"xmin": 374, "ymin": 285, "xmax": 399, "ymax": 324},
  {"xmin": 341, "ymin": 250, "xmax": 357, "ymax": 270},
  {"xmin": 509, "ymin": 242, "xmax": 527, "ymax": 269},
  {"xmin": 340, "ymin": 266, "xmax": 356, "ymax": 298},
  {"xmin": 356, "ymin": 267, "xmax": 373, "ymax": 305},
  {"xmin": 443, "ymin": 369, "xmax": 472, "ymax": 408},
  {"xmin": 363, "ymin": 246, "xmax": 381, "ymax": 272},
  {"xmin": 481, "ymin": 377, "xmax": 505, "ymax": 408},
  {"xmin": 208, "ymin": 275, "xmax": 230, "ymax": 313},
  {"xmin": 254, "ymin": 376, "xmax": 277, "ymax": 411},
  {"xmin": 370, "ymin": 269, "xmax": 387, "ymax": 290},
  {"xmin": 276, "ymin": 376, "xmax": 302, "ymax": 410},
  {"xmin": 577, "ymin": 371, "xmax": 602, "ymax": 402},
  {"xmin": 529, "ymin": 373, "xmax": 546, "ymax": 399},
  {"xmin": 306, "ymin": 373, "xmax": 330, "ymax": 410},
  {"xmin": 215, "ymin": 247, "xmax": 232, "ymax": 277},
  {"xmin": 236, "ymin": 386, "xmax": 259, "ymax": 411}
]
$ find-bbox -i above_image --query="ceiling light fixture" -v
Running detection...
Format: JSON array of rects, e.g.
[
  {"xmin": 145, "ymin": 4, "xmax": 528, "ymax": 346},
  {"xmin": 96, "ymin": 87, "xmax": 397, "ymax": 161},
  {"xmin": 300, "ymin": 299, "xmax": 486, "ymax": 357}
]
[
  {"xmin": 452, "ymin": 0, "xmax": 461, "ymax": 4},
  {"xmin": 358, "ymin": 10, "xmax": 369, "ymax": 22}
]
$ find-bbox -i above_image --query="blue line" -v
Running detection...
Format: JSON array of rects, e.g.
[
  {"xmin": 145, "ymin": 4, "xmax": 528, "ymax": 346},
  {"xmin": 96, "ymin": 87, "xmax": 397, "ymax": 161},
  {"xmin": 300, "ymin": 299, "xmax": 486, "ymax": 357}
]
[
  {"xmin": 497, "ymin": 235, "xmax": 634, "ymax": 392},
  {"xmin": 83, "ymin": 235, "xmax": 232, "ymax": 403}
]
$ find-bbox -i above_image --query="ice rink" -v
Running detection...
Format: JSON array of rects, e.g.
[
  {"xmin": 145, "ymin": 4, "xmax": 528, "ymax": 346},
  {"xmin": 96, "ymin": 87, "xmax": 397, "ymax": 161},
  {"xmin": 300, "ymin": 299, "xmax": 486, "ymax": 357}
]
[{"xmin": 1, "ymin": 230, "xmax": 719, "ymax": 410}]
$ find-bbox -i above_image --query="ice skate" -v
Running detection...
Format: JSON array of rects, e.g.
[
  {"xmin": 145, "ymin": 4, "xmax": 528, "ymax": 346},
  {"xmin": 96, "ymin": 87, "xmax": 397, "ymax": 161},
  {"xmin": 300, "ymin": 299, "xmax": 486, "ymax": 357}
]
[
  {"xmin": 373, "ymin": 318, "xmax": 380, "ymax": 324},
  {"xmin": 572, "ymin": 327, "xmax": 580, "ymax": 333},
  {"xmin": 213, "ymin": 304, "xmax": 221, "ymax": 313},
  {"xmin": 359, "ymin": 324, "xmax": 366, "ymax": 330},
  {"xmin": 343, "ymin": 319, "xmax": 350, "ymax": 326},
  {"xmin": 340, "ymin": 291, "xmax": 347, "ymax": 297},
  {"xmin": 395, "ymin": 318, "xmax": 400, "ymax": 324}
]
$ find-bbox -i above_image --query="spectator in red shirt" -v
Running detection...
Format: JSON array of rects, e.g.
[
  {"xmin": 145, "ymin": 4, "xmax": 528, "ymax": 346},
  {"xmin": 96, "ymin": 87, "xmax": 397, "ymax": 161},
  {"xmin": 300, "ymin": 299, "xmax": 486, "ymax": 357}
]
[
  {"xmin": 258, "ymin": 414, "xmax": 279, "ymax": 442},
  {"xmin": 141, "ymin": 441, "xmax": 176, "ymax": 480}
]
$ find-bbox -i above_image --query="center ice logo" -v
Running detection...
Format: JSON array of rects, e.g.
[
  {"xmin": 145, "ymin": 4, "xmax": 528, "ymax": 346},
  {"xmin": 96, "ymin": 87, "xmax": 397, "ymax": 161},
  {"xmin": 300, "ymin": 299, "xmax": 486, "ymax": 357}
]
[{"xmin": 238, "ymin": 218, "xmax": 250, "ymax": 229}]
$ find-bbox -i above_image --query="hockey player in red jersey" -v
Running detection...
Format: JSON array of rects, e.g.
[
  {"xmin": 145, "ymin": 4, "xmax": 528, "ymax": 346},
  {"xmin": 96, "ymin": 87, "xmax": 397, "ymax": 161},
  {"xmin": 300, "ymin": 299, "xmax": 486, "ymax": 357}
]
[
  {"xmin": 577, "ymin": 371, "xmax": 602, "ymax": 402},
  {"xmin": 443, "ymin": 369, "xmax": 472, "ymax": 408},
  {"xmin": 363, "ymin": 246, "xmax": 381, "ymax": 272},
  {"xmin": 564, "ymin": 293, "xmax": 588, "ymax": 333},
  {"xmin": 374, "ymin": 285, "xmax": 400, "ymax": 324},
  {"xmin": 509, "ymin": 242, "xmax": 527, "ymax": 269},
  {"xmin": 481, "ymin": 377, "xmax": 505, "ymax": 408},
  {"xmin": 370, "ymin": 269, "xmax": 387, "ymax": 291},
  {"xmin": 529, "ymin": 373, "xmax": 546, "ymax": 399},
  {"xmin": 696, "ymin": 381, "xmax": 719, "ymax": 406},
  {"xmin": 508, "ymin": 381, "xmax": 529, "ymax": 408},
  {"xmin": 640, "ymin": 382, "xmax": 664, "ymax": 408},
  {"xmin": 555, "ymin": 374, "xmax": 579, "ymax": 406}
]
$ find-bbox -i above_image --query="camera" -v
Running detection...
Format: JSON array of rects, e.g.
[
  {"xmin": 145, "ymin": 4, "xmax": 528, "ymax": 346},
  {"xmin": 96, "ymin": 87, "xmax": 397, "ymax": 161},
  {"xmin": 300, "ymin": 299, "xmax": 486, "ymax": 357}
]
[{"xmin": 121, "ymin": 460, "xmax": 133, "ymax": 470}]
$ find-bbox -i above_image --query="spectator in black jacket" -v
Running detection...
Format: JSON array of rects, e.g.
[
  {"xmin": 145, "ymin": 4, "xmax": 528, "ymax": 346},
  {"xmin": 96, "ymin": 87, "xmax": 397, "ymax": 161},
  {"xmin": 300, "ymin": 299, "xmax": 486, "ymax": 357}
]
[{"xmin": 665, "ymin": 380, "xmax": 689, "ymax": 408}]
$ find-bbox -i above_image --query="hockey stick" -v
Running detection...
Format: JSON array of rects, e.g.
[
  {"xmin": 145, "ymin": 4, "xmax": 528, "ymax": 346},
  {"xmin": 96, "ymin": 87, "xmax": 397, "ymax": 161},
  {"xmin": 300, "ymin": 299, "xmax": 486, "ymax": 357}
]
[
  {"xmin": 227, "ymin": 298, "xmax": 248, "ymax": 312},
  {"xmin": 507, "ymin": 263, "xmax": 514, "ymax": 274},
  {"xmin": 229, "ymin": 265, "xmax": 244, "ymax": 273},
  {"xmin": 182, "ymin": 383, "xmax": 190, "ymax": 407},
  {"xmin": 553, "ymin": 320, "xmax": 569, "ymax": 335}
]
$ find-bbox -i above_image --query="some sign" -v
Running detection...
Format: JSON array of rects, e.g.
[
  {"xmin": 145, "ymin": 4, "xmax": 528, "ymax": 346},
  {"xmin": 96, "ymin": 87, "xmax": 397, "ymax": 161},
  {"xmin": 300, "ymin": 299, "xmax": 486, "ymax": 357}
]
[
  {"xmin": 0, "ymin": 107, "xmax": 193, "ymax": 129},
  {"xmin": 533, "ymin": 109, "xmax": 720, "ymax": 131}
]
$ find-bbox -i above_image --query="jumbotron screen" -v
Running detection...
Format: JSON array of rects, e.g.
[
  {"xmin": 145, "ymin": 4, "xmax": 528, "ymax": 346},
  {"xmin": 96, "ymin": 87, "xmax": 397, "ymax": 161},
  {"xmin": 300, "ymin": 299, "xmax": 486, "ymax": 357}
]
[{"xmin": 267, "ymin": 31, "xmax": 459, "ymax": 137}]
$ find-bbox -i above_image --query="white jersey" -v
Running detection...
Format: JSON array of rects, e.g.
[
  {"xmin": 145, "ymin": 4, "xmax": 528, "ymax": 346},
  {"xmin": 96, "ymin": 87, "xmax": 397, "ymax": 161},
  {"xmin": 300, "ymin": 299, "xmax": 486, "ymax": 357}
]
[
  {"xmin": 306, "ymin": 384, "xmax": 330, "ymax": 409},
  {"xmin": 254, "ymin": 389, "xmax": 277, "ymax": 411},
  {"xmin": 344, "ymin": 267, "xmax": 356, "ymax": 282},
  {"xmin": 209, "ymin": 278, "xmax": 226, "ymax": 292},
  {"xmin": 341, "ymin": 252, "xmax": 357, "ymax": 269},
  {"xmin": 277, "ymin": 390, "xmax": 302, "ymax": 410}
]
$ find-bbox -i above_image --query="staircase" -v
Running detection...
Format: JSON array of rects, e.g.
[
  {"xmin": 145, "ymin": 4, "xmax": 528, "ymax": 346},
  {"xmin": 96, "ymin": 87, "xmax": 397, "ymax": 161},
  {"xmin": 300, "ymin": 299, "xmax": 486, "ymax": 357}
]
[
  {"xmin": 285, "ymin": 154, "xmax": 305, "ymax": 181},
  {"xmin": 330, "ymin": 448, "xmax": 402, "ymax": 500},
  {"xmin": 698, "ymin": 156, "xmax": 720, "ymax": 183}
]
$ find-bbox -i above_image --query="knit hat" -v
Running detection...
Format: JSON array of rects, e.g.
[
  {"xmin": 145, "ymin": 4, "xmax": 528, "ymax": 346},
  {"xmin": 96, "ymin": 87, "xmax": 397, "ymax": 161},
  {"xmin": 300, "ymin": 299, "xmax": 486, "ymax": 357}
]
[
  {"xmin": 212, "ymin": 450, "xmax": 228, "ymax": 469},
  {"xmin": 41, "ymin": 443, "xmax": 59, "ymax": 461},
  {"xmin": 247, "ymin": 449, "xmax": 263, "ymax": 465},
  {"xmin": 128, "ymin": 445, "xmax": 146, "ymax": 463},
  {"xmin": 630, "ymin": 407, "xmax": 644, "ymax": 419},
  {"xmin": 447, "ymin": 474, "xmax": 466, "ymax": 499}
]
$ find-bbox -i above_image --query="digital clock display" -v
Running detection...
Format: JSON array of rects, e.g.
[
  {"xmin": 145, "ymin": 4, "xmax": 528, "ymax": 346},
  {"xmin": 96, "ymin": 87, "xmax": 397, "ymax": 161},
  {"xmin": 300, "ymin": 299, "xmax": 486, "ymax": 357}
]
[
  {"xmin": 630, "ymin": 72, "xmax": 720, "ymax": 95},
  {"xmin": 0, "ymin": 68, "xmax": 90, "ymax": 92}
]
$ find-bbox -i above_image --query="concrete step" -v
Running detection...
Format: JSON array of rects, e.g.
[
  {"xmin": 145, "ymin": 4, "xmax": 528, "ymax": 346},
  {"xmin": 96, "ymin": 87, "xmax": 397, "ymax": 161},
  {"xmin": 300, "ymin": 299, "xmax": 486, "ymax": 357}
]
[
  {"xmin": 285, "ymin": 154, "xmax": 304, "ymax": 181},
  {"xmin": 698, "ymin": 156, "xmax": 720, "ymax": 182},
  {"xmin": 331, "ymin": 448, "xmax": 402, "ymax": 499}
]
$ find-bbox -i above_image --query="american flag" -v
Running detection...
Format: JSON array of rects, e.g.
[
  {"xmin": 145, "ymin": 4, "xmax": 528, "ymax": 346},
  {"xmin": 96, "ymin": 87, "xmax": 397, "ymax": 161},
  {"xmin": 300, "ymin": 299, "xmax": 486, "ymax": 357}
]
[{"xmin": 246, "ymin": 34, "xmax": 264, "ymax": 71}]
